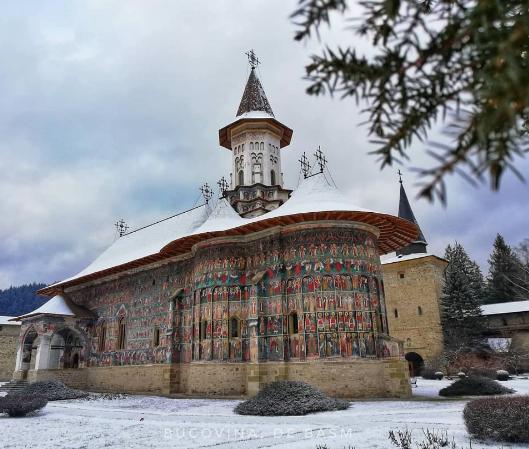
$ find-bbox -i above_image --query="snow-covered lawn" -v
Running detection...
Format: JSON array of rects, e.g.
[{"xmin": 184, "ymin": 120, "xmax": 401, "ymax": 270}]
[{"xmin": 2, "ymin": 378, "xmax": 529, "ymax": 449}]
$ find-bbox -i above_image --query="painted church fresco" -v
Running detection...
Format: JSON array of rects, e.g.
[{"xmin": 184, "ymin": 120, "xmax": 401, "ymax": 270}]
[{"xmin": 44, "ymin": 225, "xmax": 398, "ymax": 369}]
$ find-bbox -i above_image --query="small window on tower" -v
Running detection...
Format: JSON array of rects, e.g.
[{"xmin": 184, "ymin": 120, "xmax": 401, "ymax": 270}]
[
  {"xmin": 238, "ymin": 170, "xmax": 244, "ymax": 186},
  {"xmin": 399, "ymin": 272, "xmax": 405, "ymax": 279},
  {"xmin": 394, "ymin": 309, "xmax": 399, "ymax": 318},
  {"xmin": 270, "ymin": 170, "xmax": 276, "ymax": 185},
  {"xmin": 418, "ymin": 306, "xmax": 423, "ymax": 316}
]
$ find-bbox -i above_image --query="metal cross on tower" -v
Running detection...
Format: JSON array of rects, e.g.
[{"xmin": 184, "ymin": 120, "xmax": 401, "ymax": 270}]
[
  {"xmin": 398, "ymin": 169, "xmax": 403, "ymax": 184},
  {"xmin": 299, "ymin": 152, "xmax": 311, "ymax": 178},
  {"xmin": 314, "ymin": 146, "xmax": 327, "ymax": 173},
  {"xmin": 200, "ymin": 183, "xmax": 214, "ymax": 204},
  {"xmin": 115, "ymin": 219, "xmax": 129, "ymax": 237},
  {"xmin": 245, "ymin": 49, "xmax": 260, "ymax": 69},
  {"xmin": 217, "ymin": 177, "xmax": 229, "ymax": 196}
]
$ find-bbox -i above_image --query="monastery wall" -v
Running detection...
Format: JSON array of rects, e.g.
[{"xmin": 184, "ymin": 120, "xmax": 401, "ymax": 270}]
[
  {"xmin": 383, "ymin": 256, "xmax": 447, "ymax": 365},
  {"xmin": 0, "ymin": 324, "xmax": 19, "ymax": 380}
]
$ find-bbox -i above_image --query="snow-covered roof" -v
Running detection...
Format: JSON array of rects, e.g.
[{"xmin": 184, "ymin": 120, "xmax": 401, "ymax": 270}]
[
  {"xmin": 481, "ymin": 300, "xmax": 529, "ymax": 316},
  {"xmin": 41, "ymin": 173, "xmax": 418, "ymax": 295},
  {"xmin": 53, "ymin": 205, "xmax": 209, "ymax": 287},
  {"xmin": 11, "ymin": 294, "xmax": 94, "ymax": 321},
  {"xmin": 254, "ymin": 173, "xmax": 372, "ymax": 219},
  {"xmin": 381, "ymin": 252, "xmax": 446, "ymax": 265},
  {"xmin": 0, "ymin": 316, "xmax": 21, "ymax": 326}
]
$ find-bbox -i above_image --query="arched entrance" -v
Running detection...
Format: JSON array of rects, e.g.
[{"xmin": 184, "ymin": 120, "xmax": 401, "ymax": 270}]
[
  {"xmin": 49, "ymin": 328, "xmax": 83, "ymax": 369},
  {"xmin": 20, "ymin": 329, "xmax": 38, "ymax": 378},
  {"xmin": 405, "ymin": 352, "xmax": 424, "ymax": 377}
]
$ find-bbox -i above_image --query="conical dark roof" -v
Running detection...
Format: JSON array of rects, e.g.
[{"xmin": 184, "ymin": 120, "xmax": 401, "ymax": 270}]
[
  {"xmin": 397, "ymin": 182, "xmax": 427, "ymax": 255},
  {"xmin": 236, "ymin": 68, "xmax": 274, "ymax": 117}
]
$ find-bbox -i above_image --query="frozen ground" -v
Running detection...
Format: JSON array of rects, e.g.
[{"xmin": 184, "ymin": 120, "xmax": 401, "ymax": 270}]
[{"xmin": 2, "ymin": 378, "xmax": 529, "ymax": 449}]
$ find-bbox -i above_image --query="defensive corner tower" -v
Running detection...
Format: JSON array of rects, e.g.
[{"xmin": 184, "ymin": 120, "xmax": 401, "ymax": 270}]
[{"xmin": 219, "ymin": 51, "xmax": 293, "ymax": 217}]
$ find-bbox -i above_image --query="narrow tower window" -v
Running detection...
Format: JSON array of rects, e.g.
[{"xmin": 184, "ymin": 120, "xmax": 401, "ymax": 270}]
[
  {"xmin": 270, "ymin": 170, "xmax": 276, "ymax": 185},
  {"xmin": 394, "ymin": 309, "xmax": 399, "ymax": 318},
  {"xmin": 238, "ymin": 170, "xmax": 244, "ymax": 186},
  {"xmin": 417, "ymin": 306, "xmax": 423, "ymax": 316}
]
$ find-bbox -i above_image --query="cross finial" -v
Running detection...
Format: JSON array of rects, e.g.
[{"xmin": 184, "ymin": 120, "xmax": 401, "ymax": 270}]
[
  {"xmin": 245, "ymin": 49, "xmax": 260, "ymax": 70},
  {"xmin": 217, "ymin": 177, "xmax": 229, "ymax": 196},
  {"xmin": 398, "ymin": 169, "xmax": 403, "ymax": 184},
  {"xmin": 200, "ymin": 183, "xmax": 214, "ymax": 204},
  {"xmin": 299, "ymin": 152, "xmax": 311, "ymax": 178},
  {"xmin": 314, "ymin": 146, "xmax": 327, "ymax": 173},
  {"xmin": 115, "ymin": 219, "xmax": 129, "ymax": 237}
]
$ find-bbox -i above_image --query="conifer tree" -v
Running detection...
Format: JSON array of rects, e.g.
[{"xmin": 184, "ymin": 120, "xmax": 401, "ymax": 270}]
[
  {"xmin": 441, "ymin": 242, "xmax": 484, "ymax": 351},
  {"xmin": 485, "ymin": 234, "xmax": 528, "ymax": 304}
]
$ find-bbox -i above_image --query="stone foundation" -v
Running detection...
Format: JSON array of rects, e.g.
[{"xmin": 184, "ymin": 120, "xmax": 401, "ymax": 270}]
[{"xmin": 15, "ymin": 358, "xmax": 411, "ymax": 399}]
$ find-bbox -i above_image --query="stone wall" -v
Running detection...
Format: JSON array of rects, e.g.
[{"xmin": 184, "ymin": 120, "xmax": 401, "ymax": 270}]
[
  {"xmin": 382, "ymin": 256, "xmax": 447, "ymax": 365},
  {"xmin": 26, "ymin": 358, "xmax": 410, "ymax": 399},
  {"xmin": 0, "ymin": 324, "xmax": 20, "ymax": 380}
]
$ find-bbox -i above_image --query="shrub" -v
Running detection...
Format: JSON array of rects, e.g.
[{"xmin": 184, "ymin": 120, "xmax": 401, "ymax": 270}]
[
  {"xmin": 464, "ymin": 396, "xmax": 529, "ymax": 443},
  {"xmin": 439, "ymin": 376, "xmax": 514, "ymax": 397},
  {"xmin": 434, "ymin": 371, "xmax": 444, "ymax": 380},
  {"xmin": 235, "ymin": 381, "xmax": 349, "ymax": 416},
  {"xmin": 0, "ymin": 394, "xmax": 48, "ymax": 417},
  {"xmin": 14, "ymin": 380, "xmax": 88, "ymax": 401},
  {"xmin": 457, "ymin": 372, "xmax": 467, "ymax": 378},
  {"xmin": 496, "ymin": 370, "xmax": 510, "ymax": 381}
]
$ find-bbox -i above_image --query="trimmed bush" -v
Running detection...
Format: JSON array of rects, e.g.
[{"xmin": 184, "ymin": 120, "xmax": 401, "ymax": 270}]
[
  {"xmin": 14, "ymin": 380, "xmax": 88, "ymax": 401},
  {"xmin": 496, "ymin": 370, "xmax": 510, "ymax": 381},
  {"xmin": 0, "ymin": 394, "xmax": 48, "ymax": 417},
  {"xmin": 464, "ymin": 396, "xmax": 529, "ymax": 443},
  {"xmin": 439, "ymin": 376, "xmax": 514, "ymax": 397},
  {"xmin": 434, "ymin": 371, "xmax": 444, "ymax": 380},
  {"xmin": 457, "ymin": 372, "xmax": 467, "ymax": 378},
  {"xmin": 235, "ymin": 381, "xmax": 350, "ymax": 416}
]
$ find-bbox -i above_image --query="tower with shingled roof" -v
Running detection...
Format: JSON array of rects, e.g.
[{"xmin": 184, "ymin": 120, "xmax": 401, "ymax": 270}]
[{"xmin": 219, "ymin": 51, "xmax": 293, "ymax": 217}]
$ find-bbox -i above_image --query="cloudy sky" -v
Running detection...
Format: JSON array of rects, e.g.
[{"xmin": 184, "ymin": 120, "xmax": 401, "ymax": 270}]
[{"xmin": 1, "ymin": 1, "xmax": 528, "ymax": 290}]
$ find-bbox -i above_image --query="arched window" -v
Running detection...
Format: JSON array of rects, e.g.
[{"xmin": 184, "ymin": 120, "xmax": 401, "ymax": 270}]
[
  {"xmin": 117, "ymin": 317, "xmax": 126, "ymax": 350},
  {"xmin": 98, "ymin": 321, "xmax": 106, "ymax": 352},
  {"xmin": 417, "ymin": 306, "xmax": 423, "ymax": 316},
  {"xmin": 200, "ymin": 320, "xmax": 208, "ymax": 340},
  {"xmin": 289, "ymin": 312, "xmax": 299, "ymax": 335},
  {"xmin": 270, "ymin": 170, "xmax": 276, "ymax": 185},
  {"xmin": 229, "ymin": 317, "xmax": 240, "ymax": 338},
  {"xmin": 394, "ymin": 309, "xmax": 399, "ymax": 318},
  {"xmin": 238, "ymin": 170, "xmax": 244, "ymax": 186},
  {"xmin": 260, "ymin": 142, "xmax": 264, "ymax": 151}
]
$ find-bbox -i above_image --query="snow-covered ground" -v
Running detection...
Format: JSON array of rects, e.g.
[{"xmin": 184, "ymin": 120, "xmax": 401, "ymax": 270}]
[{"xmin": 2, "ymin": 378, "xmax": 529, "ymax": 449}]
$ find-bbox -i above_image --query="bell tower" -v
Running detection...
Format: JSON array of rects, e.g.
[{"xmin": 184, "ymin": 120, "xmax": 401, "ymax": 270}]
[{"xmin": 218, "ymin": 51, "xmax": 293, "ymax": 218}]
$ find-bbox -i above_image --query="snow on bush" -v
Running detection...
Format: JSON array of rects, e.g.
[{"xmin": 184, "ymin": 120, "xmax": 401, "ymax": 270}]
[
  {"xmin": 496, "ymin": 370, "xmax": 510, "ymax": 381},
  {"xmin": 0, "ymin": 393, "xmax": 48, "ymax": 417},
  {"xmin": 15, "ymin": 380, "xmax": 88, "ymax": 401},
  {"xmin": 464, "ymin": 396, "xmax": 529, "ymax": 443},
  {"xmin": 439, "ymin": 376, "xmax": 514, "ymax": 397},
  {"xmin": 235, "ymin": 381, "xmax": 349, "ymax": 416}
]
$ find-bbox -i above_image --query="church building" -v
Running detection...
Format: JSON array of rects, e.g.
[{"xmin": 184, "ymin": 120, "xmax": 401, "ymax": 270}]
[{"xmin": 11, "ymin": 55, "xmax": 421, "ymax": 398}]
